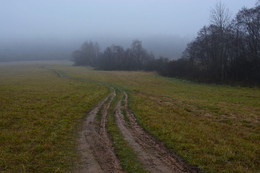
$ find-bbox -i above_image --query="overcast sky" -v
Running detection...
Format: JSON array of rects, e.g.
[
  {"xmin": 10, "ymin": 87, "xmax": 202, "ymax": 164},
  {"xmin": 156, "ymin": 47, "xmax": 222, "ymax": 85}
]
[
  {"xmin": 0, "ymin": 0, "xmax": 257, "ymax": 40},
  {"xmin": 0, "ymin": 0, "xmax": 257, "ymax": 60}
]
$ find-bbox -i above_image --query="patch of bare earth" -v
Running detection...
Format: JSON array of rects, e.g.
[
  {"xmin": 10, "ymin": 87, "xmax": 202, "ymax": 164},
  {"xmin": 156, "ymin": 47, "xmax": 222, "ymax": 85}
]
[
  {"xmin": 74, "ymin": 90, "xmax": 197, "ymax": 173},
  {"xmin": 74, "ymin": 93, "xmax": 122, "ymax": 173},
  {"xmin": 113, "ymin": 92, "xmax": 196, "ymax": 173}
]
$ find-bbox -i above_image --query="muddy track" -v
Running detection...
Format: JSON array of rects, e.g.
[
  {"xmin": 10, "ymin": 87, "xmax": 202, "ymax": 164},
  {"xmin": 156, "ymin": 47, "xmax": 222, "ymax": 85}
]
[
  {"xmin": 74, "ymin": 92, "xmax": 122, "ymax": 173},
  {"xmin": 96, "ymin": 91, "xmax": 122, "ymax": 172},
  {"xmin": 113, "ymin": 92, "xmax": 195, "ymax": 173},
  {"xmin": 51, "ymin": 68, "xmax": 122, "ymax": 172},
  {"xmin": 74, "ymin": 89, "xmax": 196, "ymax": 173},
  {"xmin": 51, "ymin": 68, "xmax": 196, "ymax": 172}
]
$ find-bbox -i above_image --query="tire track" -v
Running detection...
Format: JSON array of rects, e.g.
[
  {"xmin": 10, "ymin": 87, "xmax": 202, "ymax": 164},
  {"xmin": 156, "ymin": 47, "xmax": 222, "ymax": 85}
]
[
  {"xmin": 75, "ymin": 92, "xmax": 122, "ymax": 173},
  {"xmin": 75, "ymin": 97, "xmax": 105, "ymax": 173},
  {"xmin": 51, "ymin": 68, "xmax": 122, "ymax": 172},
  {"xmin": 113, "ymin": 92, "xmax": 195, "ymax": 173},
  {"xmin": 96, "ymin": 91, "xmax": 122, "ymax": 172},
  {"xmin": 53, "ymin": 64, "xmax": 197, "ymax": 173}
]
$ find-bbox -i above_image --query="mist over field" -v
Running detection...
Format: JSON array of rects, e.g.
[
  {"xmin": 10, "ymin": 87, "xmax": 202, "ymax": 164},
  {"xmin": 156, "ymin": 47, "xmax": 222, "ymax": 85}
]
[
  {"xmin": 1, "ymin": 1, "xmax": 260, "ymax": 172},
  {"xmin": 0, "ymin": 0, "xmax": 256, "ymax": 61},
  {"xmin": 0, "ymin": 35, "xmax": 191, "ymax": 61}
]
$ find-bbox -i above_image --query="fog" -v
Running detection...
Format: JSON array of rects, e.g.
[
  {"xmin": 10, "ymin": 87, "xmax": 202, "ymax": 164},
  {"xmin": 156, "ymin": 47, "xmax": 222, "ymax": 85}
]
[{"xmin": 0, "ymin": 0, "xmax": 257, "ymax": 61}]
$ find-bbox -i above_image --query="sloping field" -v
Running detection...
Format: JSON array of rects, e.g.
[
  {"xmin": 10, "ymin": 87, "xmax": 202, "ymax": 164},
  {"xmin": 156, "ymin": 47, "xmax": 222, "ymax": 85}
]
[
  {"xmin": 1, "ymin": 62, "xmax": 259, "ymax": 173},
  {"xmin": 52, "ymin": 63, "xmax": 260, "ymax": 173},
  {"xmin": 0, "ymin": 62, "xmax": 109, "ymax": 172}
]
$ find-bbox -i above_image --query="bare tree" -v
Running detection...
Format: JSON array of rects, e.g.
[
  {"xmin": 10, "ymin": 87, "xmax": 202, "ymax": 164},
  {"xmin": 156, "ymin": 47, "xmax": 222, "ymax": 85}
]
[
  {"xmin": 210, "ymin": 1, "xmax": 232, "ymax": 80},
  {"xmin": 210, "ymin": 1, "xmax": 231, "ymax": 30},
  {"xmin": 236, "ymin": 5, "xmax": 260, "ymax": 59}
]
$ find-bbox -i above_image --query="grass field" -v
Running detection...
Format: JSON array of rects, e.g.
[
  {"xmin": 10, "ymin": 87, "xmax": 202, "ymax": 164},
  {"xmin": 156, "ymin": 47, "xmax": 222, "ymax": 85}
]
[
  {"xmin": 52, "ymin": 63, "xmax": 260, "ymax": 173},
  {"xmin": 0, "ymin": 62, "xmax": 109, "ymax": 172},
  {"xmin": 1, "ymin": 62, "xmax": 259, "ymax": 172}
]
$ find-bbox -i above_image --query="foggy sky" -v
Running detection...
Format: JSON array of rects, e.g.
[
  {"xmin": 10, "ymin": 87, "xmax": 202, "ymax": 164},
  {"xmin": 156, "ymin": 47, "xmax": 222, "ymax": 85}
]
[{"xmin": 0, "ymin": 0, "xmax": 257, "ymax": 60}]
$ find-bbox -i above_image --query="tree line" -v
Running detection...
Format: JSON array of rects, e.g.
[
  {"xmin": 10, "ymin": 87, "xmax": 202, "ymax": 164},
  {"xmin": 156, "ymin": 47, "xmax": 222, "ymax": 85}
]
[
  {"xmin": 72, "ymin": 2, "xmax": 260, "ymax": 84},
  {"xmin": 175, "ymin": 2, "xmax": 260, "ymax": 83},
  {"xmin": 72, "ymin": 40, "xmax": 154, "ymax": 71}
]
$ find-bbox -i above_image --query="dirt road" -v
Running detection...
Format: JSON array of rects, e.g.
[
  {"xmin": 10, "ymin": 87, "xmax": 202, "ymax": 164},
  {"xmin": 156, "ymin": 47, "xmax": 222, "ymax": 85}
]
[{"xmin": 74, "ymin": 90, "xmax": 195, "ymax": 173}]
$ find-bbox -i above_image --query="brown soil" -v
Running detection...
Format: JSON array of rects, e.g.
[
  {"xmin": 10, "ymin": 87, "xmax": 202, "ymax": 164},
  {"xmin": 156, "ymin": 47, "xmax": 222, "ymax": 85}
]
[
  {"xmin": 74, "ymin": 90, "xmax": 197, "ymax": 173},
  {"xmin": 112, "ymin": 92, "xmax": 193, "ymax": 173},
  {"xmin": 74, "ymin": 93, "xmax": 122, "ymax": 173}
]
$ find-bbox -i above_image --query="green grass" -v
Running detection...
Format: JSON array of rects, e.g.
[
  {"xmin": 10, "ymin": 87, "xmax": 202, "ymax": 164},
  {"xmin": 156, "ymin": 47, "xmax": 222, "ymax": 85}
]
[
  {"xmin": 106, "ymin": 89, "xmax": 146, "ymax": 173},
  {"xmin": 52, "ymin": 64, "xmax": 260, "ymax": 173},
  {"xmin": 1, "ymin": 62, "xmax": 259, "ymax": 172},
  {"xmin": 0, "ymin": 63, "xmax": 109, "ymax": 172},
  {"xmin": 121, "ymin": 94, "xmax": 130, "ymax": 125},
  {"xmin": 95, "ymin": 96, "xmax": 111, "ymax": 123}
]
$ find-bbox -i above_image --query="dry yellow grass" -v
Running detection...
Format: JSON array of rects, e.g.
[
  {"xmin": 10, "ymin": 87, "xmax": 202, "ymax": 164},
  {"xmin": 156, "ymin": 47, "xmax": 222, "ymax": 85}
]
[
  {"xmin": 0, "ymin": 62, "xmax": 109, "ymax": 172},
  {"xmin": 1, "ymin": 62, "xmax": 259, "ymax": 172},
  {"xmin": 53, "ymin": 64, "xmax": 260, "ymax": 173}
]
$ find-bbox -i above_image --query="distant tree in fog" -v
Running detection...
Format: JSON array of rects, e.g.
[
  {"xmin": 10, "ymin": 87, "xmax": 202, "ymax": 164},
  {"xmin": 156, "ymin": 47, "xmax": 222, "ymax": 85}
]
[
  {"xmin": 210, "ymin": 1, "xmax": 232, "ymax": 80},
  {"xmin": 72, "ymin": 2, "xmax": 260, "ymax": 84},
  {"xmin": 98, "ymin": 45, "xmax": 125, "ymax": 70},
  {"xmin": 126, "ymin": 40, "xmax": 154, "ymax": 70},
  {"xmin": 179, "ymin": 2, "xmax": 260, "ymax": 83},
  {"xmin": 73, "ymin": 40, "xmax": 154, "ymax": 71},
  {"xmin": 72, "ymin": 41, "xmax": 100, "ymax": 66},
  {"xmin": 236, "ymin": 5, "xmax": 260, "ymax": 60},
  {"xmin": 210, "ymin": 2, "xmax": 231, "ymax": 30}
]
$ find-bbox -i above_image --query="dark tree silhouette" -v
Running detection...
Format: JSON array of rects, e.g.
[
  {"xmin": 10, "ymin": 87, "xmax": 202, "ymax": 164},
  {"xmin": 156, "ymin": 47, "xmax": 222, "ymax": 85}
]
[
  {"xmin": 72, "ymin": 41, "xmax": 100, "ymax": 66},
  {"xmin": 72, "ymin": 2, "xmax": 260, "ymax": 84}
]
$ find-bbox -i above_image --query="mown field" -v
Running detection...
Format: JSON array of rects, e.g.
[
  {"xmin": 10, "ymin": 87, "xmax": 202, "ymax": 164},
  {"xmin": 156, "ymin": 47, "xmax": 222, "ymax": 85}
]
[
  {"xmin": 52, "ymin": 63, "xmax": 260, "ymax": 173},
  {"xmin": 1, "ymin": 62, "xmax": 259, "ymax": 173},
  {"xmin": 0, "ymin": 62, "xmax": 109, "ymax": 172}
]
